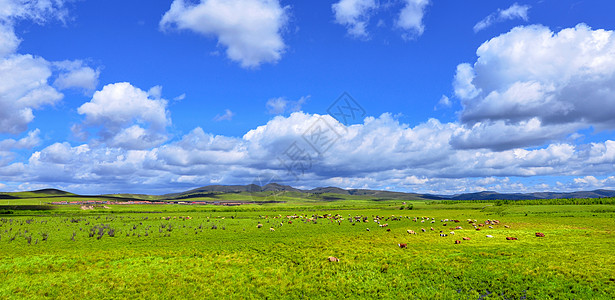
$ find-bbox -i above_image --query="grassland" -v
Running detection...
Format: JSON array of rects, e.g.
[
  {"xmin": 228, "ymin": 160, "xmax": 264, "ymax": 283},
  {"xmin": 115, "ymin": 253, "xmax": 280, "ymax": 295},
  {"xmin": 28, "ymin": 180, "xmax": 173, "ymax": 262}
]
[{"xmin": 1, "ymin": 194, "xmax": 614, "ymax": 299}]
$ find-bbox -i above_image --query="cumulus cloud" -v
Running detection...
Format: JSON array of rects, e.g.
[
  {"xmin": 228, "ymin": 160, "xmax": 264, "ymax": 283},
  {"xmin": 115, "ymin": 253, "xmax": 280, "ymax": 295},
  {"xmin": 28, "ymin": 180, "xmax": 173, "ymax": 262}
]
[
  {"xmin": 332, "ymin": 0, "xmax": 378, "ymax": 38},
  {"xmin": 0, "ymin": 0, "xmax": 99, "ymax": 135},
  {"xmin": 0, "ymin": 129, "xmax": 41, "ymax": 151},
  {"xmin": 2, "ymin": 112, "xmax": 615, "ymax": 194},
  {"xmin": 453, "ymin": 24, "xmax": 615, "ymax": 150},
  {"xmin": 266, "ymin": 95, "xmax": 308, "ymax": 114},
  {"xmin": 434, "ymin": 95, "xmax": 451, "ymax": 110},
  {"xmin": 53, "ymin": 60, "xmax": 99, "ymax": 91},
  {"xmin": 0, "ymin": 54, "xmax": 63, "ymax": 134},
  {"xmin": 160, "ymin": 0, "xmax": 289, "ymax": 68},
  {"xmin": 0, "ymin": 23, "xmax": 20, "ymax": 57},
  {"xmin": 213, "ymin": 109, "xmax": 235, "ymax": 121},
  {"xmin": 77, "ymin": 82, "xmax": 171, "ymax": 149},
  {"xmin": 0, "ymin": 0, "xmax": 69, "ymax": 57},
  {"xmin": 396, "ymin": 0, "xmax": 430, "ymax": 38},
  {"xmin": 474, "ymin": 3, "xmax": 530, "ymax": 33}
]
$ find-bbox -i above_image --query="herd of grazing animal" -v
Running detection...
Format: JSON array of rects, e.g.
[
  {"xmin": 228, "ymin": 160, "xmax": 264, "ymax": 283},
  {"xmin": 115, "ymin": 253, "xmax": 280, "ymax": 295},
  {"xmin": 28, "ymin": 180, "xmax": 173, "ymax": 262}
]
[{"xmin": 253, "ymin": 214, "xmax": 544, "ymax": 259}]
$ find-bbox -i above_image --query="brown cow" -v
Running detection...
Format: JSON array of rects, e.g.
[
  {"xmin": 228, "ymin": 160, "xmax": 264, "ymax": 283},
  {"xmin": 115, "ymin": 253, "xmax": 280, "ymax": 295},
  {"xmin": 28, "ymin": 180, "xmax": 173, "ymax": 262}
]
[
  {"xmin": 506, "ymin": 237, "xmax": 518, "ymax": 240},
  {"xmin": 535, "ymin": 232, "xmax": 545, "ymax": 237},
  {"xmin": 454, "ymin": 240, "xmax": 461, "ymax": 244},
  {"xmin": 398, "ymin": 243, "xmax": 407, "ymax": 248},
  {"xmin": 328, "ymin": 256, "xmax": 340, "ymax": 262},
  {"xmin": 462, "ymin": 237, "xmax": 471, "ymax": 240}
]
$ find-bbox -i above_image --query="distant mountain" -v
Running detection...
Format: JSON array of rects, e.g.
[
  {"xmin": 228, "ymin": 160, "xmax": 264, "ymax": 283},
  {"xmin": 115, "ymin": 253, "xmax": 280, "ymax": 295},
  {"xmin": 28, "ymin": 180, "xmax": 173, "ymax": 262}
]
[
  {"xmin": 167, "ymin": 185, "xmax": 615, "ymax": 201},
  {"xmin": 31, "ymin": 188, "xmax": 72, "ymax": 195},
  {"xmin": 3, "ymin": 185, "xmax": 614, "ymax": 201},
  {"xmin": 450, "ymin": 191, "xmax": 537, "ymax": 200},
  {"xmin": 448, "ymin": 189, "xmax": 615, "ymax": 200}
]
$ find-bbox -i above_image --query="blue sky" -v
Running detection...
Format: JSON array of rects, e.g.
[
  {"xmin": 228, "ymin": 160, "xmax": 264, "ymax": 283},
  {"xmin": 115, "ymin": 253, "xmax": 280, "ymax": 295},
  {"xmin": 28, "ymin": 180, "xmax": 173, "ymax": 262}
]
[{"xmin": 1, "ymin": 0, "xmax": 615, "ymax": 195}]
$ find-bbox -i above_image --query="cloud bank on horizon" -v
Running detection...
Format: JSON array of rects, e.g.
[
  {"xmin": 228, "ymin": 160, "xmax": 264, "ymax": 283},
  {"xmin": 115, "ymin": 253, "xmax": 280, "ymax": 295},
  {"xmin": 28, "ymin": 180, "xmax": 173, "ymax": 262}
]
[{"xmin": 1, "ymin": 0, "xmax": 615, "ymax": 195}]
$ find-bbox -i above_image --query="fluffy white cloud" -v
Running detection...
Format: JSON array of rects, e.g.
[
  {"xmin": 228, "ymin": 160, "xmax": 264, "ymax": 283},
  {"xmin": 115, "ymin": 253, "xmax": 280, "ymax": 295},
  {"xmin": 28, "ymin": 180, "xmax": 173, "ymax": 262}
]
[
  {"xmin": 435, "ymin": 95, "xmax": 451, "ymax": 110},
  {"xmin": 0, "ymin": 129, "xmax": 40, "ymax": 151},
  {"xmin": 0, "ymin": 23, "xmax": 19, "ymax": 57},
  {"xmin": 396, "ymin": 0, "xmax": 430, "ymax": 38},
  {"xmin": 0, "ymin": 54, "xmax": 63, "ymax": 134},
  {"xmin": 2, "ymin": 112, "xmax": 615, "ymax": 194},
  {"xmin": 474, "ymin": 3, "xmax": 530, "ymax": 33},
  {"xmin": 332, "ymin": 0, "xmax": 377, "ymax": 38},
  {"xmin": 0, "ymin": 0, "xmax": 69, "ymax": 23},
  {"xmin": 454, "ymin": 24, "xmax": 615, "ymax": 150},
  {"xmin": 77, "ymin": 82, "xmax": 171, "ymax": 149},
  {"xmin": 0, "ymin": 0, "xmax": 99, "ymax": 136},
  {"xmin": 160, "ymin": 0, "xmax": 289, "ymax": 68},
  {"xmin": 53, "ymin": 60, "xmax": 99, "ymax": 91},
  {"xmin": 266, "ymin": 95, "xmax": 308, "ymax": 114}
]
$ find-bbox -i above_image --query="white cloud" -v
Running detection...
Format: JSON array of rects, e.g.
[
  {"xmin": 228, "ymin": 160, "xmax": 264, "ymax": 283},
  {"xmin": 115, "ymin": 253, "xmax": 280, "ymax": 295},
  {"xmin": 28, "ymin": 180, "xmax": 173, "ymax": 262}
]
[
  {"xmin": 2, "ymin": 112, "xmax": 615, "ymax": 194},
  {"xmin": 0, "ymin": 23, "xmax": 20, "ymax": 57},
  {"xmin": 435, "ymin": 95, "xmax": 451, "ymax": 110},
  {"xmin": 0, "ymin": 0, "xmax": 100, "ymax": 136},
  {"xmin": 160, "ymin": 0, "xmax": 289, "ymax": 68},
  {"xmin": 454, "ymin": 24, "xmax": 615, "ymax": 150},
  {"xmin": 266, "ymin": 95, "xmax": 308, "ymax": 114},
  {"xmin": 332, "ymin": 0, "xmax": 377, "ymax": 38},
  {"xmin": 0, "ymin": 129, "xmax": 41, "ymax": 151},
  {"xmin": 453, "ymin": 63, "xmax": 480, "ymax": 99},
  {"xmin": 0, "ymin": 54, "xmax": 63, "ymax": 134},
  {"xmin": 396, "ymin": 0, "xmax": 430, "ymax": 38},
  {"xmin": 0, "ymin": 0, "xmax": 69, "ymax": 24},
  {"xmin": 53, "ymin": 60, "xmax": 99, "ymax": 91},
  {"xmin": 77, "ymin": 82, "xmax": 171, "ymax": 149},
  {"xmin": 173, "ymin": 93, "xmax": 186, "ymax": 102},
  {"xmin": 213, "ymin": 109, "xmax": 234, "ymax": 121},
  {"xmin": 474, "ymin": 3, "xmax": 530, "ymax": 33}
]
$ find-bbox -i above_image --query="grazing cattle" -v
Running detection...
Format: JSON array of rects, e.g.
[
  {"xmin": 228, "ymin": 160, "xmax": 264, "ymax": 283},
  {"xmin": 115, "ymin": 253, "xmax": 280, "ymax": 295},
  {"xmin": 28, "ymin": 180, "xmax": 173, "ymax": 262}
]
[
  {"xmin": 449, "ymin": 231, "xmax": 455, "ymax": 235},
  {"xmin": 430, "ymin": 227, "xmax": 434, "ymax": 231},
  {"xmin": 506, "ymin": 237, "xmax": 518, "ymax": 240},
  {"xmin": 421, "ymin": 228, "xmax": 426, "ymax": 232},
  {"xmin": 269, "ymin": 228, "xmax": 275, "ymax": 231},
  {"xmin": 475, "ymin": 228, "xmax": 481, "ymax": 231},
  {"xmin": 366, "ymin": 228, "xmax": 370, "ymax": 231},
  {"xmin": 535, "ymin": 232, "xmax": 545, "ymax": 237},
  {"xmin": 454, "ymin": 240, "xmax": 461, "ymax": 244},
  {"xmin": 504, "ymin": 225, "xmax": 510, "ymax": 228},
  {"xmin": 462, "ymin": 237, "xmax": 471, "ymax": 240},
  {"xmin": 328, "ymin": 256, "xmax": 339, "ymax": 262},
  {"xmin": 455, "ymin": 226, "xmax": 462, "ymax": 230},
  {"xmin": 257, "ymin": 224, "xmax": 263, "ymax": 228},
  {"xmin": 488, "ymin": 226, "xmax": 493, "ymax": 229},
  {"xmin": 486, "ymin": 235, "xmax": 493, "ymax": 238},
  {"xmin": 439, "ymin": 233, "xmax": 448, "ymax": 237},
  {"xmin": 398, "ymin": 243, "xmax": 407, "ymax": 248},
  {"xmin": 386, "ymin": 228, "xmax": 391, "ymax": 232},
  {"xmin": 407, "ymin": 230, "xmax": 416, "ymax": 234}
]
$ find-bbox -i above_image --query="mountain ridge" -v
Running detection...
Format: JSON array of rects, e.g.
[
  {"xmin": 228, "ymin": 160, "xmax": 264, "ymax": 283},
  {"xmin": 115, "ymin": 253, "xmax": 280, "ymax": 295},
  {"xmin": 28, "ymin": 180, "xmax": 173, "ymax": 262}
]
[{"xmin": 2, "ymin": 185, "xmax": 615, "ymax": 201}]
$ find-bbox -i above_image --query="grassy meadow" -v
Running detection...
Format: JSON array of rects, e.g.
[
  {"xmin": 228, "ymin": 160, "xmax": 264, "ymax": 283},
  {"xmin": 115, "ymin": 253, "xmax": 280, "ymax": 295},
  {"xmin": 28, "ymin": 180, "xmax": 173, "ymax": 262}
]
[{"xmin": 0, "ymin": 194, "xmax": 614, "ymax": 299}]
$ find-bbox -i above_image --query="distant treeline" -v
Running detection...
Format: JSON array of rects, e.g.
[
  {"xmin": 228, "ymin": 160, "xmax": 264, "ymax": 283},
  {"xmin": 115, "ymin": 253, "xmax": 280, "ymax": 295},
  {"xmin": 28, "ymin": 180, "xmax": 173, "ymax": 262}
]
[{"xmin": 432, "ymin": 197, "xmax": 615, "ymax": 206}]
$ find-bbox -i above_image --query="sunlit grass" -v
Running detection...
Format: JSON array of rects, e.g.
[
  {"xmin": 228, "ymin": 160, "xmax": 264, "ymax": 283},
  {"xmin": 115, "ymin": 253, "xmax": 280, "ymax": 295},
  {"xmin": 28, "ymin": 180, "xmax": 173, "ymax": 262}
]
[{"xmin": 0, "ymin": 199, "xmax": 614, "ymax": 298}]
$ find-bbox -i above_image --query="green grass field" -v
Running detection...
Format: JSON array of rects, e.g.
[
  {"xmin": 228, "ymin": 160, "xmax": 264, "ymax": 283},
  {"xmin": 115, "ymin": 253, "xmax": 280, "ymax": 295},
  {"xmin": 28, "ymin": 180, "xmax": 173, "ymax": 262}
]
[{"xmin": 1, "ymin": 197, "xmax": 614, "ymax": 299}]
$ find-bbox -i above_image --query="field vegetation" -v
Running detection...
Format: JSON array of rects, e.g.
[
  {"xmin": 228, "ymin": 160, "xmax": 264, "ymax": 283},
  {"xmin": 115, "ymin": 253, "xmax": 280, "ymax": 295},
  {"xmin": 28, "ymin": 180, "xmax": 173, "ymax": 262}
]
[{"xmin": 1, "ymin": 191, "xmax": 614, "ymax": 299}]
